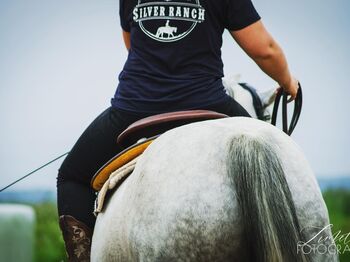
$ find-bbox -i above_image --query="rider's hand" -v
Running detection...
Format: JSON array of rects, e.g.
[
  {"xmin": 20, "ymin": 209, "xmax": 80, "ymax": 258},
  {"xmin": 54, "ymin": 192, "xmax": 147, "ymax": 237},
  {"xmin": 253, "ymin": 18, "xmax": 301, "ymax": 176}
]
[{"xmin": 279, "ymin": 77, "xmax": 299, "ymax": 102}]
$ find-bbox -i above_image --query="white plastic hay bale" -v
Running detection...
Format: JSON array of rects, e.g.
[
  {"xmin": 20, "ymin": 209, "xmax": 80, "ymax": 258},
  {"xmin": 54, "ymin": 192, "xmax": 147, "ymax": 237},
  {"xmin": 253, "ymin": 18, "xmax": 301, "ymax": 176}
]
[{"xmin": 0, "ymin": 204, "xmax": 36, "ymax": 262}]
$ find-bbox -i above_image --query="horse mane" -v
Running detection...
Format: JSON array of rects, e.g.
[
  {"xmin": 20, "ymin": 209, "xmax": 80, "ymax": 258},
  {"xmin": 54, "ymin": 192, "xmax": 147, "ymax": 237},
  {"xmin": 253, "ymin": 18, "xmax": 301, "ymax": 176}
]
[{"xmin": 227, "ymin": 134, "xmax": 310, "ymax": 262}]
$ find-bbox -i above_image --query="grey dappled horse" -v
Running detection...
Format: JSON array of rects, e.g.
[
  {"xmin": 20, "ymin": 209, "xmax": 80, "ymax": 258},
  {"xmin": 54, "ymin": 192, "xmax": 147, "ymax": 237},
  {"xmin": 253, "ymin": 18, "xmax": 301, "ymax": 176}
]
[{"xmin": 91, "ymin": 78, "xmax": 337, "ymax": 261}]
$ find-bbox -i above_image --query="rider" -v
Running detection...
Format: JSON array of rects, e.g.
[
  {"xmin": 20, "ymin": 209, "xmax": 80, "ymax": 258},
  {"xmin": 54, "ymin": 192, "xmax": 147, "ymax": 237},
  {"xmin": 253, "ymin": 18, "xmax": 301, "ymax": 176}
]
[{"xmin": 57, "ymin": 0, "xmax": 299, "ymax": 260}]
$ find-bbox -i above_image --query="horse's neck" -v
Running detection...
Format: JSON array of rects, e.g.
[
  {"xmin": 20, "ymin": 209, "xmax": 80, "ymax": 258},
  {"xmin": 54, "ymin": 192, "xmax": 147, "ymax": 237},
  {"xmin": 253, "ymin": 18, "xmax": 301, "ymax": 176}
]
[
  {"xmin": 222, "ymin": 76, "xmax": 258, "ymax": 118},
  {"xmin": 233, "ymin": 86, "xmax": 258, "ymax": 118},
  {"xmin": 222, "ymin": 75, "xmax": 277, "ymax": 121}
]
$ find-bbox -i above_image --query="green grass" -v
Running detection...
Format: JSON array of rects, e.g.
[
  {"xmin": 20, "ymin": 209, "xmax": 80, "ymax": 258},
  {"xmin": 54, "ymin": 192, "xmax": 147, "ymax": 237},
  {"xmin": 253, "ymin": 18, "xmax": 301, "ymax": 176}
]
[
  {"xmin": 32, "ymin": 203, "xmax": 66, "ymax": 262},
  {"xmin": 28, "ymin": 189, "xmax": 350, "ymax": 261},
  {"xmin": 323, "ymin": 190, "xmax": 350, "ymax": 261}
]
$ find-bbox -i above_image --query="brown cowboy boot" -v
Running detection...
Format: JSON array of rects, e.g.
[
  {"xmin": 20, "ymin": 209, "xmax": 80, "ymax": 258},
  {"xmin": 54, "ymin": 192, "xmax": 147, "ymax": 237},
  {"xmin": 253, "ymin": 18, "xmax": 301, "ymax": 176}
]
[{"xmin": 59, "ymin": 215, "xmax": 92, "ymax": 262}]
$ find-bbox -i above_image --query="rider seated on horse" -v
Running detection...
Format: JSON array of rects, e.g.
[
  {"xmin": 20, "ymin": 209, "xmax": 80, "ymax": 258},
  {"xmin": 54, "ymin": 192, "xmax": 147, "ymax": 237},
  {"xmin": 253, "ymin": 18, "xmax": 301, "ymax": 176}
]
[{"xmin": 57, "ymin": 0, "xmax": 299, "ymax": 260}]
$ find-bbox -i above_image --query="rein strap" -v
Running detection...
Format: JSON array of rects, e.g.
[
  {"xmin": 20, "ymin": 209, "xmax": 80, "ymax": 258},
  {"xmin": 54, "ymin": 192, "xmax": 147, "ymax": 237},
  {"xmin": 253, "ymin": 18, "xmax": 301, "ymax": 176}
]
[{"xmin": 271, "ymin": 83, "xmax": 303, "ymax": 136}]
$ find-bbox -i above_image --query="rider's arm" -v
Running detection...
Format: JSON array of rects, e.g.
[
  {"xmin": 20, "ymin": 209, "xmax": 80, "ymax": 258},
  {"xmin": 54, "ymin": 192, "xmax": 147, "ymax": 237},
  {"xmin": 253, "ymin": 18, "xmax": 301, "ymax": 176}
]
[
  {"xmin": 122, "ymin": 30, "xmax": 131, "ymax": 51},
  {"xmin": 230, "ymin": 20, "xmax": 298, "ymax": 100}
]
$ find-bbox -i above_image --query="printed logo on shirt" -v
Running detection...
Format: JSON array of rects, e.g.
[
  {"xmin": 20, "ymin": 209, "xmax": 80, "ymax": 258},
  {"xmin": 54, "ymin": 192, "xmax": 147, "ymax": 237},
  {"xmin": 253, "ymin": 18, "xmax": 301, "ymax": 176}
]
[{"xmin": 133, "ymin": 0, "xmax": 205, "ymax": 42}]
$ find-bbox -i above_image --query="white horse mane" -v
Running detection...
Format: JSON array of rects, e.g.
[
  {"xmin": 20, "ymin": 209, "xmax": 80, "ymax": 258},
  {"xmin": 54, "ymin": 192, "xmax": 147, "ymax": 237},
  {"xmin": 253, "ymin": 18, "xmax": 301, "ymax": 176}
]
[{"xmin": 222, "ymin": 74, "xmax": 276, "ymax": 120}]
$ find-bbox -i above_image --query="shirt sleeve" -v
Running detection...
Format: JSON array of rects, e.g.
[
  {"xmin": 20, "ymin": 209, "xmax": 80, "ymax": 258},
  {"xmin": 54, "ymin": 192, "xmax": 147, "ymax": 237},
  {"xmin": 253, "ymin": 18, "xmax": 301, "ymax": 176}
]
[
  {"xmin": 225, "ymin": 0, "xmax": 261, "ymax": 31},
  {"xmin": 120, "ymin": 0, "xmax": 131, "ymax": 32}
]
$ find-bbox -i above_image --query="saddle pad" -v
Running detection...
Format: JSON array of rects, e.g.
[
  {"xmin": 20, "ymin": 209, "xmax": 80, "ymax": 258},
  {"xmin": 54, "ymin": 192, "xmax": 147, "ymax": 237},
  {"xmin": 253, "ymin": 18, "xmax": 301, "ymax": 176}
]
[
  {"xmin": 94, "ymin": 156, "xmax": 139, "ymax": 215},
  {"xmin": 91, "ymin": 138, "xmax": 155, "ymax": 191}
]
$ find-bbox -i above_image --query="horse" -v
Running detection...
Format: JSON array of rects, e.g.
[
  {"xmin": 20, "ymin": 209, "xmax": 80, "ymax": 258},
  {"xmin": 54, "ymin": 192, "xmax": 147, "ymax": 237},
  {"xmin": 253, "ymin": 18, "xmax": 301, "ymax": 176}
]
[
  {"xmin": 91, "ymin": 78, "xmax": 338, "ymax": 261},
  {"xmin": 156, "ymin": 24, "xmax": 178, "ymax": 38}
]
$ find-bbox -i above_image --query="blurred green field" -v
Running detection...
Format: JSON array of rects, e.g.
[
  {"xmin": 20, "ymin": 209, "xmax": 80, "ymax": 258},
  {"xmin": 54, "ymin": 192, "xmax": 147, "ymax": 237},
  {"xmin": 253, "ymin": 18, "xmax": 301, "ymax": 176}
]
[
  {"xmin": 30, "ymin": 189, "xmax": 350, "ymax": 261},
  {"xmin": 32, "ymin": 203, "xmax": 66, "ymax": 262},
  {"xmin": 323, "ymin": 190, "xmax": 350, "ymax": 261}
]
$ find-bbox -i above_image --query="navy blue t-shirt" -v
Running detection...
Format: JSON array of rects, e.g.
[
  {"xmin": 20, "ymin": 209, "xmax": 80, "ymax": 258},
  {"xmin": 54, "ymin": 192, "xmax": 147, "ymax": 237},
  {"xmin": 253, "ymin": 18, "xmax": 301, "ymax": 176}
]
[{"xmin": 112, "ymin": 0, "xmax": 260, "ymax": 114}]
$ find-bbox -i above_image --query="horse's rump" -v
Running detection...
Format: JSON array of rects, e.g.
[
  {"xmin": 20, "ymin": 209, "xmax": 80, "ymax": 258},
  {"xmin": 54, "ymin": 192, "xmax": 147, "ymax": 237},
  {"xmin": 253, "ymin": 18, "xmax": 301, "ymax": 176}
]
[{"xmin": 92, "ymin": 118, "xmax": 336, "ymax": 262}]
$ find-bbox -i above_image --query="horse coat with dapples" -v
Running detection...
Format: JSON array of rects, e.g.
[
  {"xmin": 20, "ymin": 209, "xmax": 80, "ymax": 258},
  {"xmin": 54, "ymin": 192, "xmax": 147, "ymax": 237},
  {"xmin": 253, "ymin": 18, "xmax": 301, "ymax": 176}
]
[{"xmin": 91, "ymin": 81, "xmax": 337, "ymax": 261}]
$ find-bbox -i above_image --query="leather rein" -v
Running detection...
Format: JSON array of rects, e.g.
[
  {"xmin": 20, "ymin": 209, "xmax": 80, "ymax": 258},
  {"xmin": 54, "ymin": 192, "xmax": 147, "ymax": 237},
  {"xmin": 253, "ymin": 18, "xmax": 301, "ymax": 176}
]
[{"xmin": 271, "ymin": 83, "xmax": 303, "ymax": 136}]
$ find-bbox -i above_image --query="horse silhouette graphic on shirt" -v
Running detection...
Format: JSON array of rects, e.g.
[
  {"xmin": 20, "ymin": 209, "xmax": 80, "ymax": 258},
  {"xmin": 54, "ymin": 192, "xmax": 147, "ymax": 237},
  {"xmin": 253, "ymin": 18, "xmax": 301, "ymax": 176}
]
[{"xmin": 156, "ymin": 20, "xmax": 178, "ymax": 39}]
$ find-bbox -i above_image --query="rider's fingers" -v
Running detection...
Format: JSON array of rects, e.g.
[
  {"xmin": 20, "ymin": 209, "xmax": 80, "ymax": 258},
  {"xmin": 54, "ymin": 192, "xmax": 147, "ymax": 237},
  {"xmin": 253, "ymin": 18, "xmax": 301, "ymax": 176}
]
[{"xmin": 287, "ymin": 94, "xmax": 296, "ymax": 103}]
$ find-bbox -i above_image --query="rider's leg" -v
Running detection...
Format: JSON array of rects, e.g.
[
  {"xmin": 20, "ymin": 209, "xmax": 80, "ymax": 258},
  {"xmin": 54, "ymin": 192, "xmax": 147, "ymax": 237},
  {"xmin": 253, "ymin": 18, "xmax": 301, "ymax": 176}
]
[{"xmin": 57, "ymin": 106, "xmax": 149, "ymax": 261}]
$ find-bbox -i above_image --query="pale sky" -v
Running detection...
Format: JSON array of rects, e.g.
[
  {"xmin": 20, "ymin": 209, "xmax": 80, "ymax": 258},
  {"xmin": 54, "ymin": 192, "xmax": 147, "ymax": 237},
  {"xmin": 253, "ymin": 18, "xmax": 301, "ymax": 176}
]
[{"xmin": 0, "ymin": 0, "xmax": 349, "ymax": 191}]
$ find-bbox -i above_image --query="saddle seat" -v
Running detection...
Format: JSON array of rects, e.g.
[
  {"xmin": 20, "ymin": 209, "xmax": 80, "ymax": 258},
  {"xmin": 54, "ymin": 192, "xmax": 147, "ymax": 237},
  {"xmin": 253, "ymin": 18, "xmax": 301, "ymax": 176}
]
[{"xmin": 91, "ymin": 110, "xmax": 228, "ymax": 191}]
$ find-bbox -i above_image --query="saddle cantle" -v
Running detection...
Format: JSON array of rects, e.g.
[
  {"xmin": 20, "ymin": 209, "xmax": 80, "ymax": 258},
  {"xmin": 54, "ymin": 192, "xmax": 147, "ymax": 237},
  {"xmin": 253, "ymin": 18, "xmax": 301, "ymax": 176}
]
[
  {"xmin": 91, "ymin": 110, "xmax": 228, "ymax": 192},
  {"xmin": 117, "ymin": 110, "xmax": 229, "ymax": 148}
]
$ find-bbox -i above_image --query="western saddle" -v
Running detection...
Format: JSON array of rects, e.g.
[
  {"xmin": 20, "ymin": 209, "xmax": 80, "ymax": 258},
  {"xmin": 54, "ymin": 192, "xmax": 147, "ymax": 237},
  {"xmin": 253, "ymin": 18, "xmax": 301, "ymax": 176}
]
[{"xmin": 91, "ymin": 110, "xmax": 228, "ymax": 191}]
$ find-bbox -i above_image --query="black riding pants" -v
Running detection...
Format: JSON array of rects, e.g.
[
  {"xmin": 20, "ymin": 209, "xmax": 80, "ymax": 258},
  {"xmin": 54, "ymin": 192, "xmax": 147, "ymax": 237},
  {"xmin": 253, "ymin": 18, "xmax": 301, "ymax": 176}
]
[{"xmin": 57, "ymin": 97, "xmax": 250, "ymax": 229}]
